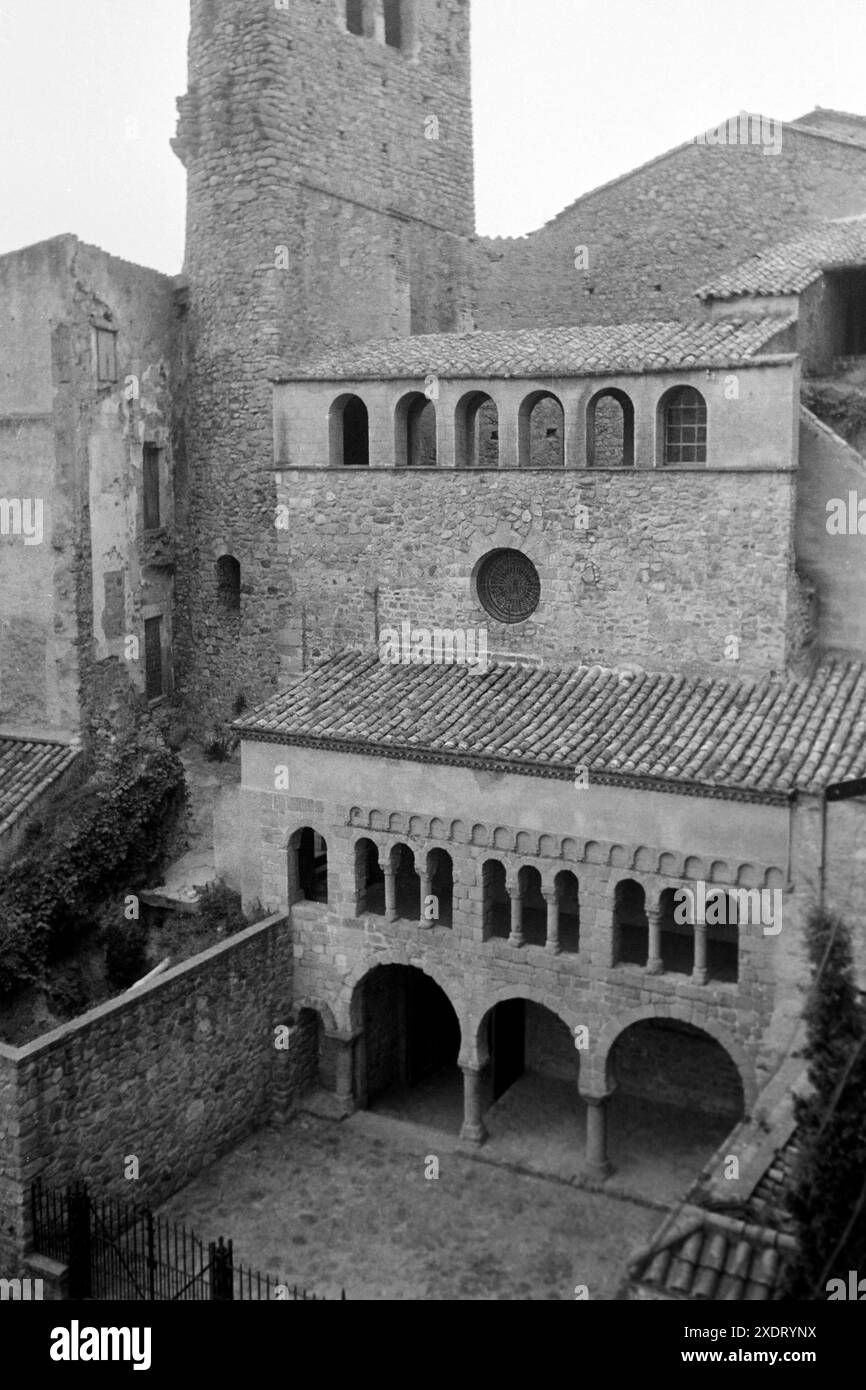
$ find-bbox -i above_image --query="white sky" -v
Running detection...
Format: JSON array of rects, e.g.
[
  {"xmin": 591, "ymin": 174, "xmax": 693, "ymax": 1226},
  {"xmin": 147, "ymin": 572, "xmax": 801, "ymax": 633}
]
[{"xmin": 1, "ymin": 0, "xmax": 865, "ymax": 274}]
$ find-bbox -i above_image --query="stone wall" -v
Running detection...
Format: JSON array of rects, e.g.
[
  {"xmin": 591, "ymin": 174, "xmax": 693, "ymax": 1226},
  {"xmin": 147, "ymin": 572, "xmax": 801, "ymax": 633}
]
[
  {"xmin": 271, "ymin": 462, "xmax": 799, "ymax": 678},
  {"xmin": 796, "ymin": 410, "xmax": 866, "ymax": 661},
  {"xmin": 172, "ymin": 0, "xmax": 475, "ymax": 731},
  {"xmin": 0, "ymin": 913, "xmax": 293, "ymax": 1277},
  {"xmin": 473, "ymin": 127, "xmax": 866, "ymax": 333}
]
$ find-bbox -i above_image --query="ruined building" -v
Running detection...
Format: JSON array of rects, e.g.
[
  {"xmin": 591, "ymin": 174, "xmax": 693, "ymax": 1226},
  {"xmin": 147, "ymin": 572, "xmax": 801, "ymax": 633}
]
[{"xmin": 1, "ymin": 0, "xmax": 866, "ymax": 1221}]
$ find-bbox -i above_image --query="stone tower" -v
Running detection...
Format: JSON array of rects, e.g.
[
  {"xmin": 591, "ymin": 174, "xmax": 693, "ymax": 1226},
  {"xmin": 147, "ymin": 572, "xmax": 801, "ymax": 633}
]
[{"xmin": 172, "ymin": 0, "xmax": 476, "ymax": 727}]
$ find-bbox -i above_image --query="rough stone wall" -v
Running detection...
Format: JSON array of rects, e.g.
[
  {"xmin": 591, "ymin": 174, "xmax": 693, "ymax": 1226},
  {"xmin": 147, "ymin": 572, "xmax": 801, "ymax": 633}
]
[
  {"xmin": 275, "ymin": 466, "xmax": 798, "ymax": 678},
  {"xmin": 473, "ymin": 129, "xmax": 866, "ymax": 333},
  {"xmin": 0, "ymin": 236, "xmax": 177, "ymax": 741},
  {"xmin": 796, "ymin": 411, "xmax": 866, "ymax": 661},
  {"xmin": 173, "ymin": 0, "xmax": 475, "ymax": 731},
  {"xmin": 0, "ymin": 914, "xmax": 292, "ymax": 1277}
]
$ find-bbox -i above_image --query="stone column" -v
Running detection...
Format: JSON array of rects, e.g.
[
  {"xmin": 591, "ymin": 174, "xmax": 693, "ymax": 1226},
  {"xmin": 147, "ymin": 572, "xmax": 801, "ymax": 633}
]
[
  {"xmin": 583, "ymin": 1094, "xmax": 613, "ymax": 1179},
  {"xmin": 460, "ymin": 1065, "xmax": 487, "ymax": 1144},
  {"xmin": 544, "ymin": 889, "xmax": 560, "ymax": 954},
  {"xmin": 382, "ymin": 861, "xmax": 397, "ymax": 922},
  {"xmin": 646, "ymin": 907, "xmax": 664, "ymax": 975},
  {"xmin": 329, "ymin": 1031, "xmax": 359, "ymax": 1115},
  {"xmin": 508, "ymin": 881, "xmax": 524, "ymax": 948},
  {"xmin": 420, "ymin": 869, "xmax": 432, "ymax": 924},
  {"xmin": 693, "ymin": 922, "xmax": 708, "ymax": 985}
]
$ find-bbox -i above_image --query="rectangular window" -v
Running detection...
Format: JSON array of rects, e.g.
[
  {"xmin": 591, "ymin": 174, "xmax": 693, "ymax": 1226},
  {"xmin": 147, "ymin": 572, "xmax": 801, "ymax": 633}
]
[
  {"xmin": 142, "ymin": 445, "xmax": 161, "ymax": 531},
  {"xmin": 346, "ymin": 0, "xmax": 364, "ymax": 35},
  {"xmin": 383, "ymin": 0, "xmax": 402, "ymax": 48},
  {"xmin": 96, "ymin": 328, "xmax": 118, "ymax": 383},
  {"xmin": 144, "ymin": 616, "xmax": 163, "ymax": 701}
]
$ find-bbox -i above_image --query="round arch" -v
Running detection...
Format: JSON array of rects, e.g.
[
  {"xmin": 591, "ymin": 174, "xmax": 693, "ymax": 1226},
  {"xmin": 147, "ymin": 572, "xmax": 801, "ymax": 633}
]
[
  {"xmin": 469, "ymin": 984, "xmax": 582, "ymax": 1067},
  {"xmin": 346, "ymin": 952, "xmax": 465, "ymax": 1040},
  {"xmin": 591, "ymin": 1005, "xmax": 756, "ymax": 1109}
]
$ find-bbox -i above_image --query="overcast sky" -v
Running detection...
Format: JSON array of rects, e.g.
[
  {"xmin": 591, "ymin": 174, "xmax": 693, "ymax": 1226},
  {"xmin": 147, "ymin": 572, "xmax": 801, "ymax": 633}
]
[{"xmin": 1, "ymin": 0, "xmax": 865, "ymax": 274}]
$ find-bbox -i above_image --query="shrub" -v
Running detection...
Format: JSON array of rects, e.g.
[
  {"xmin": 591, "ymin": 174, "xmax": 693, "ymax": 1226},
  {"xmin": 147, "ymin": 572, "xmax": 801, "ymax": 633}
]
[
  {"xmin": 103, "ymin": 919, "xmax": 150, "ymax": 990},
  {"xmin": 0, "ymin": 736, "xmax": 186, "ymax": 996}
]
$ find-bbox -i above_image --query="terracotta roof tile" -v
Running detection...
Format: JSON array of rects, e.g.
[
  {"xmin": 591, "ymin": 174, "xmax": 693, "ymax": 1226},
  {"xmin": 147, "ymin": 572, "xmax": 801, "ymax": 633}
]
[
  {"xmin": 628, "ymin": 1208, "xmax": 795, "ymax": 1301},
  {"xmin": 0, "ymin": 736, "xmax": 80, "ymax": 839},
  {"xmin": 274, "ymin": 318, "xmax": 794, "ymax": 382},
  {"xmin": 235, "ymin": 653, "xmax": 866, "ymax": 801},
  {"xmin": 697, "ymin": 214, "xmax": 866, "ymax": 300}
]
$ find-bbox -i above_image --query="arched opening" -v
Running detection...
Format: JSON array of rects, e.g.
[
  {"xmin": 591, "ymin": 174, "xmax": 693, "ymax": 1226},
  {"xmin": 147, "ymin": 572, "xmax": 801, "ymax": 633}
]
[
  {"xmin": 390, "ymin": 843, "xmax": 420, "ymax": 921},
  {"xmin": 288, "ymin": 1006, "xmax": 327, "ymax": 1102},
  {"xmin": 708, "ymin": 892, "xmax": 739, "ymax": 983},
  {"xmin": 658, "ymin": 887, "xmax": 693, "ymax": 976},
  {"xmin": 360, "ymin": 965, "xmax": 462, "ymax": 1130},
  {"xmin": 518, "ymin": 866, "xmax": 546, "ymax": 947},
  {"xmin": 427, "ymin": 848, "xmax": 453, "ymax": 927},
  {"xmin": 215, "ymin": 555, "xmax": 241, "ymax": 614},
  {"xmin": 613, "ymin": 879, "xmax": 647, "ymax": 966},
  {"xmin": 586, "ymin": 388, "xmax": 635, "ymax": 467},
  {"xmin": 345, "ymin": 0, "xmax": 364, "ymax": 37},
  {"xmin": 518, "ymin": 391, "xmax": 564, "ymax": 468},
  {"xmin": 329, "ymin": 393, "xmax": 370, "ymax": 468},
  {"xmin": 455, "ymin": 391, "xmax": 499, "ymax": 469},
  {"xmin": 395, "ymin": 391, "xmax": 437, "ymax": 468},
  {"xmin": 607, "ymin": 1018, "xmax": 745, "ymax": 1200},
  {"xmin": 659, "ymin": 385, "xmax": 707, "ymax": 466},
  {"xmin": 355, "ymin": 838, "xmax": 385, "ymax": 916},
  {"xmin": 555, "ymin": 870, "xmax": 580, "ymax": 954},
  {"xmin": 288, "ymin": 828, "xmax": 328, "ymax": 905},
  {"xmin": 479, "ymin": 1000, "xmax": 584, "ymax": 1174},
  {"xmin": 482, "ymin": 860, "xmax": 510, "ymax": 940},
  {"xmin": 383, "ymin": 0, "xmax": 404, "ymax": 48}
]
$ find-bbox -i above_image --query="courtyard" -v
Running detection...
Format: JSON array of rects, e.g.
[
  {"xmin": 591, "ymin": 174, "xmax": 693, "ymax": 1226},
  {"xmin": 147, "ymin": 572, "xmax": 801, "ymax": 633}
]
[{"xmin": 157, "ymin": 1113, "xmax": 662, "ymax": 1301}]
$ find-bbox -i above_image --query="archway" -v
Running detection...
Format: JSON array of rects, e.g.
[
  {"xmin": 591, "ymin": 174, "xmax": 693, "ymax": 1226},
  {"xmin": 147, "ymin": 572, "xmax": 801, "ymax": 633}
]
[
  {"xmin": 288, "ymin": 827, "xmax": 328, "ymax": 905},
  {"xmin": 359, "ymin": 965, "xmax": 462, "ymax": 1132},
  {"xmin": 476, "ymin": 998, "xmax": 584, "ymax": 1177},
  {"xmin": 606, "ymin": 1017, "xmax": 745, "ymax": 1201}
]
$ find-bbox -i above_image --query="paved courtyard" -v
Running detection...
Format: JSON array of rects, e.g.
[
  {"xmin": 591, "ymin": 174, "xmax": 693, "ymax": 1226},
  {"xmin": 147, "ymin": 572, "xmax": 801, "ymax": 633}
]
[{"xmin": 157, "ymin": 1113, "xmax": 661, "ymax": 1300}]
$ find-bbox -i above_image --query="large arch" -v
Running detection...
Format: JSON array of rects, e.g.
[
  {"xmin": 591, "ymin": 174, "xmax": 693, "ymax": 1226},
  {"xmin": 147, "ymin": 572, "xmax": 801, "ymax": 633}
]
[
  {"xmin": 351, "ymin": 960, "xmax": 464, "ymax": 1132},
  {"xmin": 591, "ymin": 1005, "xmax": 756, "ymax": 1111}
]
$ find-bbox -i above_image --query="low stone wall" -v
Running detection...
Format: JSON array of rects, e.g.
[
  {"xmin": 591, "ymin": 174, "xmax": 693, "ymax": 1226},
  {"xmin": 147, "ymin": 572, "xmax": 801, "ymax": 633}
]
[{"xmin": 0, "ymin": 913, "xmax": 294, "ymax": 1276}]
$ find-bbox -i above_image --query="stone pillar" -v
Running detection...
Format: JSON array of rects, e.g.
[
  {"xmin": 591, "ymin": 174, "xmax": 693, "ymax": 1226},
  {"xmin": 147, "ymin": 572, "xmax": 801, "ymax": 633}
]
[
  {"xmin": 420, "ymin": 870, "xmax": 432, "ymax": 924},
  {"xmin": 646, "ymin": 907, "xmax": 664, "ymax": 975},
  {"xmin": 508, "ymin": 881, "xmax": 524, "ymax": 948},
  {"xmin": 693, "ymin": 921, "xmax": 708, "ymax": 985},
  {"xmin": 584, "ymin": 1094, "xmax": 613, "ymax": 1179},
  {"xmin": 329, "ymin": 1031, "xmax": 359, "ymax": 1114},
  {"xmin": 544, "ymin": 889, "xmax": 560, "ymax": 954},
  {"xmin": 382, "ymin": 862, "xmax": 397, "ymax": 922},
  {"xmin": 460, "ymin": 1065, "xmax": 487, "ymax": 1144}
]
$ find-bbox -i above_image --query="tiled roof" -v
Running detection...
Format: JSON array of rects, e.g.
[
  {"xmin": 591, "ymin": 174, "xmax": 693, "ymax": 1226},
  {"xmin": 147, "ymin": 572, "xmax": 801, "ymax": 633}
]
[
  {"xmin": 235, "ymin": 654, "xmax": 866, "ymax": 802},
  {"xmin": 0, "ymin": 736, "xmax": 80, "ymax": 839},
  {"xmin": 627, "ymin": 1206, "xmax": 795, "ymax": 1301},
  {"xmin": 274, "ymin": 318, "xmax": 794, "ymax": 383},
  {"xmin": 697, "ymin": 214, "xmax": 866, "ymax": 301},
  {"xmin": 745, "ymin": 1134, "xmax": 801, "ymax": 1236}
]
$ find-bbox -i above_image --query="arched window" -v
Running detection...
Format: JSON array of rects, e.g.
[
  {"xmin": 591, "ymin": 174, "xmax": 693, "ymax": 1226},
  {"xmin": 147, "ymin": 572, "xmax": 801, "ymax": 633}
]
[
  {"xmin": 384, "ymin": 0, "xmax": 403, "ymax": 48},
  {"xmin": 396, "ymin": 392, "xmax": 437, "ymax": 468},
  {"xmin": 613, "ymin": 879, "xmax": 647, "ymax": 966},
  {"xmin": 345, "ymin": 0, "xmax": 364, "ymax": 35},
  {"xmin": 456, "ymin": 391, "xmax": 499, "ymax": 469},
  {"xmin": 658, "ymin": 887, "xmax": 693, "ymax": 976},
  {"xmin": 482, "ymin": 860, "xmax": 509, "ymax": 941},
  {"xmin": 519, "ymin": 391, "xmax": 564, "ymax": 467},
  {"xmin": 391, "ymin": 843, "xmax": 420, "ymax": 921},
  {"xmin": 707, "ymin": 894, "xmax": 739, "ymax": 983},
  {"xmin": 330, "ymin": 393, "xmax": 370, "ymax": 468},
  {"xmin": 289, "ymin": 828, "xmax": 328, "ymax": 905},
  {"xmin": 355, "ymin": 838, "xmax": 385, "ymax": 916},
  {"xmin": 517, "ymin": 866, "xmax": 546, "ymax": 946},
  {"xmin": 216, "ymin": 555, "xmax": 241, "ymax": 614},
  {"xmin": 555, "ymin": 870, "xmax": 580, "ymax": 954},
  {"xmin": 660, "ymin": 386, "xmax": 707, "ymax": 465},
  {"xmin": 587, "ymin": 389, "xmax": 635, "ymax": 467},
  {"xmin": 427, "ymin": 848, "xmax": 453, "ymax": 927}
]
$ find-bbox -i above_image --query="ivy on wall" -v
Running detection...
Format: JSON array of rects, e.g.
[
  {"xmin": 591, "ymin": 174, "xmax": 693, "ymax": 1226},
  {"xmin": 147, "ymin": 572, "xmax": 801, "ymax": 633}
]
[{"xmin": 0, "ymin": 736, "xmax": 186, "ymax": 996}]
